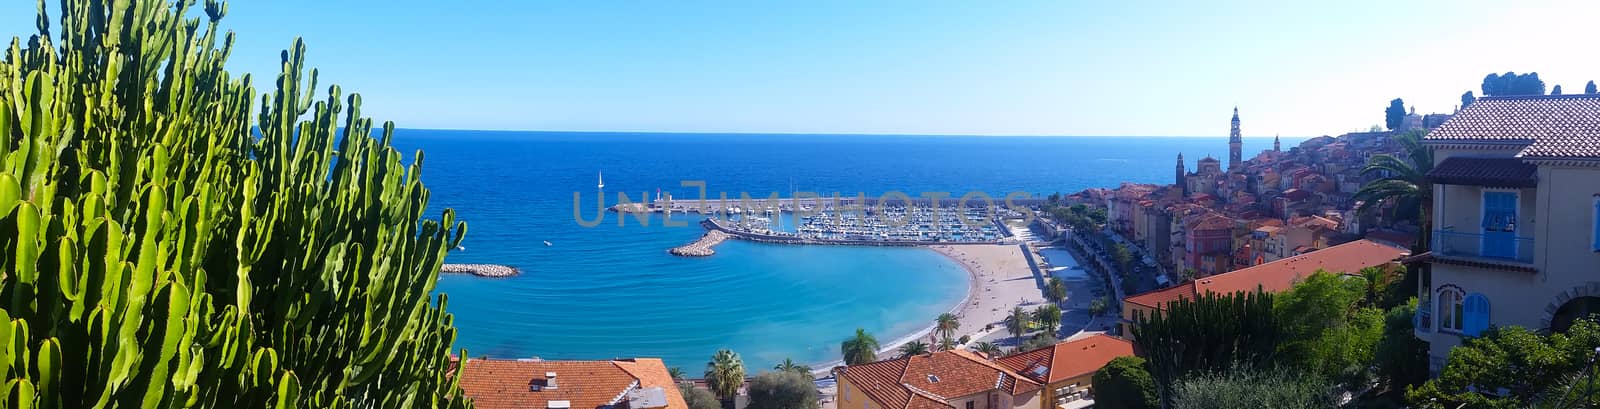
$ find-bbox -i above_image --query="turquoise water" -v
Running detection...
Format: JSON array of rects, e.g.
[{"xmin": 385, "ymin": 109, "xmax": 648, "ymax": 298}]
[{"xmin": 393, "ymin": 130, "xmax": 1303, "ymax": 370}]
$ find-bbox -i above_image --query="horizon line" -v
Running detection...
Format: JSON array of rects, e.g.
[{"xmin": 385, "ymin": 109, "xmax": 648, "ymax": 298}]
[{"xmin": 383, "ymin": 127, "xmax": 1327, "ymax": 139}]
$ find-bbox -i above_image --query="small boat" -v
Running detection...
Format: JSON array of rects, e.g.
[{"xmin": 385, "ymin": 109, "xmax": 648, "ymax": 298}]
[
  {"xmin": 543, "ymin": 240, "xmax": 553, "ymax": 247},
  {"xmin": 597, "ymin": 171, "xmax": 605, "ymax": 190}
]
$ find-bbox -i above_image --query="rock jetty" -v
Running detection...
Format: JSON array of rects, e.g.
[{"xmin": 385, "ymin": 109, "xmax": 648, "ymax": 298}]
[
  {"xmin": 670, "ymin": 230, "xmax": 729, "ymax": 257},
  {"xmin": 439, "ymin": 264, "xmax": 520, "ymax": 278}
]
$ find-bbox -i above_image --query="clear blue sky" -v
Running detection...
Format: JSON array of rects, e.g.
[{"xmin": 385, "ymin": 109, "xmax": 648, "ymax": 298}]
[{"xmin": 6, "ymin": 1, "xmax": 1598, "ymax": 136}]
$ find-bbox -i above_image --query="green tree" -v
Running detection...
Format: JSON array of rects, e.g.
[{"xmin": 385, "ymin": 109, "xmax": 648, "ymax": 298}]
[
  {"xmin": 1462, "ymin": 90, "xmax": 1477, "ymax": 109},
  {"xmin": 841, "ymin": 328, "xmax": 880, "ymax": 365},
  {"xmin": 1111, "ymin": 243, "xmax": 1134, "ymax": 275},
  {"xmin": 1006, "ymin": 306, "xmax": 1033, "ymax": 347},
  {"xmin": 1131, "ymin": 290, "xmax": 1279, "ymax": 405},
  {"xmin": 706, "ymin": 349, "xmax": 747, "ymax": 406},
  {"xmin": 1374, "ymin": 299, "xmax": 1430, "ymax": 392},
  {"xmin": 1385, "ymin": 98, "xmax": 1407, "ymax": 130},
  {"xmin": 972, "ymin": 341, "xmax": 1004, "ymax": 357},
  {"xmin": 1553, "ymin": 84, "xmax": 1565, "ymax": 95},
  {"xmin": 747, "ymin": 371, "xmax": 820, "ymax": 409},
  {"xmin": 671, "ymin": 367, "xmax": 688, "ymax": 381},
  {"xmin": 1045, "ymin": 277, "xmax": 1068, "ymax": 304},
  {"xmin": 1586, "ymin": 80, "xmax": 1598, "ymax": 94},
  {"xmin": 682, "ymin": 385, "xmax": 724, "ymax": 409},
  {"xmin": 1273, "ymin": 271, "xmax": 1385, "ymax": 383},
  {"xmin": 1170, "ymin": 368, "xmax": 1335, "ymax": 409},
  {"xmin": 1035, "ymin": 304, "xmax": 1063, "ymax": 336},
  {"xmin": 1018, "ymin": 333, "xmax": 1057, "ymax": 353},
  {"xmin": 774, "ymin": 359, "xmax": 812, "ymax": 375},
  {"xmin": 898, "ymin": 341, "xmax": 931, "ymax": 358},
  {"xmin": 1408, "ymin": 319, "xmax": 1600, "ymax": 408},
  {"xmin": 1089, "ymin": 297, "xmax": 1110, "ymax": 317},
  {"xmin": 1354, "ymin": 130, "xmax": 1433, "ymax": 252},
  {"xmin": 936, "ymin": 313, "xmax": 961, "ymax": 344},
  {"xmin": 1091, "ymin": 356, "xmax": 1159, "ymax": 409},
  {"xmin": 1483, "ymin": 71, "xmax": 1546, "ymax": 96},
  {"xmin": 0, "ymin": 1, "xmax": 472, "ymax": 407}
]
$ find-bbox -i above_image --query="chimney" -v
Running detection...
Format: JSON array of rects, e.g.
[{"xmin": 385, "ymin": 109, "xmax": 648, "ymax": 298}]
[{"xmin": 546, "ymin": 372, "xmax": 558, "ymax": 390}]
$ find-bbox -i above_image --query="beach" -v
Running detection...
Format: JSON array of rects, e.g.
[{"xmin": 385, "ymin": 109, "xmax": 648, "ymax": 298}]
[{"xmin": 928, "ymin": 244, "xmax": 1050, "ymax": 348}]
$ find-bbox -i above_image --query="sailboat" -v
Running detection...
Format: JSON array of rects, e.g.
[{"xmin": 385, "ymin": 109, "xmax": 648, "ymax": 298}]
[{"xmin": 597, "ymin": 171, "xmax": 605, "ymax": 190}]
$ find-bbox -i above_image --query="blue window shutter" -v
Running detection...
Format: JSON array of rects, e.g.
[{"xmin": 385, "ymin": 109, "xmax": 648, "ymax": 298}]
[
  {"xmin": 1593, "ymin": 200, "xmax": 1600, "ymax": 251},
  {"xmin": 1463, "ymin": 293, "xmax": 1491, "ymax": 337}
]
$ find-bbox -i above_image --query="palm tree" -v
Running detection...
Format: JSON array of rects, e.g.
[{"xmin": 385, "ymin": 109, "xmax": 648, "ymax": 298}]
[
  {"xmin": 1354, "ymin": 129, "xmax": 1433, "ymax": 252},
  {"xmin": 669, "ymin": 366, "xmax": 686, "ymax": 381},
  {"xmin": 938, "ymin": 336, "xmax": 956, "ymax": 351},
  {"xmin": 1034, "ymin": 304, "xmax": 1062, "ymax": 336},
  {"xmin": 1006, "ymin": 306, "xmax": 1032, "ymax": 347},
  {"xmin": 774, "ymin": 358, "xmax": 811, "ymax": 375},
  {"xmin": 705, "ymin": 349, "xmax": 746, "ymax": 407},
  {"xmin": 972, "ymin": 341, "xmax": 1004, "ymax": 357},
  {"xmin": 1045, "ymin": 277, "xmax": 1068, "ymax": 304},
  {"xmin": 898, "ymin": 341, "xmax": 930, "ymax": 358},
  {"xmin": 935, "ymin": 313, "xmax": 961, "ymax": 343},
  {"xmin": 1088, "ymin": 297, "xmax": 1109, "ymax": 317},
  {"xmin": 841, "ymin": 328, "xmax": 880, "ymax": 365}
]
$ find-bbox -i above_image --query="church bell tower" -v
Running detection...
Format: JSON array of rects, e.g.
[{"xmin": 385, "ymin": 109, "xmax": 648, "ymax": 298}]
[{"xmin": 1228, "ymin": 107, "xmax": 1242, "ymax": 171}]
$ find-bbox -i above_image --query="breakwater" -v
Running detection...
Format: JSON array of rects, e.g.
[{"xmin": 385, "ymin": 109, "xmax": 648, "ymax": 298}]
[
  {"xmin": 670, "ymin": 230, "xmax": 729, "ymax": 256},
  {"xmin": 440, "ymin": 264, "xmax": 520, "ymax": 277}
]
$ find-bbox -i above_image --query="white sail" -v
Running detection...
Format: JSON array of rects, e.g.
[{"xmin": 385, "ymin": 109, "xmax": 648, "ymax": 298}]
[{"xmin": 597, "ymin": 171, "xmax": 605, "ymax": 189}]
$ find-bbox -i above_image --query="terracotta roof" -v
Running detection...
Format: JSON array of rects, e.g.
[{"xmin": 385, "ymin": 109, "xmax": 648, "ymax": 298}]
[
  {"xmin": 1125, "ymin": 240, "xmax": 1408, "ymax": 310},
  {"xmin": 833, "ymin": 350, "xmax": 1042, "ymax": 409},
  {"xmin": 1424, "ymin": 94, "xmax": 1600, "ymax": 159},
  {"xmin": 1189, "ymin": 214, "xmax": 1232, "ymax": 232},
  {"xmin": 994, "ymin": 335, "xmax": 1134, "ymax": 384},
  {"xmin": 458, "ymin": 358, "xmax": 688, "ymax": 409},
  {"xmin": 1426, "ymin": 157, "xmax": 1538, "ymax": 188}
]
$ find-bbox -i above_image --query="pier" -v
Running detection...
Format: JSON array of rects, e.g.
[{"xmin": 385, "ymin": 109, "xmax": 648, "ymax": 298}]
[
  {"xmin": 670, "ymin": 230, "xmax": 730, "ymax": 256},
  {"xmin": 440, "ymin": 264, "xmax": 520, "ymax": 278}
]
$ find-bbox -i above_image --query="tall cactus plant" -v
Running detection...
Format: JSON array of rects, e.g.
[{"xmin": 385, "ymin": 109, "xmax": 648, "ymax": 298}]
[{"xmin": 0, "ymin": 0, "xmax": 473, "ymax": 407}]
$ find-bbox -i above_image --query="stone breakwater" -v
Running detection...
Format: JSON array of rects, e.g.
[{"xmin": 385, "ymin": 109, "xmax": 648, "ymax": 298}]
[
  {"xmin": 439, "ymin": 264, "xmax": 520, "ymax": 277},
  {"xmin": 669, "ymin": 230, "xmax": 730, "ymax": 257}
]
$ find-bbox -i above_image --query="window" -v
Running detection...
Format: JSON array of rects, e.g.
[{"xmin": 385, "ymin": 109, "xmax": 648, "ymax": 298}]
[
  {"xmin": 1481, "ymin": 191, "xmax": 1518, "ymax": 259},
  {"xmin": 1463, "ymin": 293, "xmax": 1491, "ymax": 337},
  {"xmin": 1592, "ymin": 196, "xmax": 1600, "ymax": 252},
  {"xmin": 965, "ymin": 401, "xmax": 974, "ymax": 409},
  {"xmin": 1438, "ymin": 287, "xmax": 1464, "ymax": 333}
]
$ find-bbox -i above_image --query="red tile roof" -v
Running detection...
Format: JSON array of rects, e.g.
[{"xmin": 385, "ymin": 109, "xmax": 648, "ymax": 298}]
[
  {"xmin": 994, "ymin": 334, "xmax": 1134, "ymax": 384},
  {"xmin": 1125, "ymin": 239, "xmax": 1407, "ymax": 309},
  {"xmin": 834, "ymin": 350, "xmax": 1042, "ymax": 409},
  {"xmin": 457, "ymin": 358, "xmax": 688, "ymax": 409},
  {"xmin": 1425, "ymin": 94, "xmax": 1600, "ymax": 159}
]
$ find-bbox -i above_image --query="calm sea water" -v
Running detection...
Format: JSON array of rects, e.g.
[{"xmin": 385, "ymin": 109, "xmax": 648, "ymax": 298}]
[{"xmin": 393, "ymin": 130, "xmax": 1302, "ymax": 371}]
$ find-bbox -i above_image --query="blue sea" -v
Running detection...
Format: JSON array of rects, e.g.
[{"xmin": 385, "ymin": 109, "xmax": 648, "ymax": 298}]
[{"xmin": 393, "ymin": 131, "xmax": 1301, "ymax": 371}]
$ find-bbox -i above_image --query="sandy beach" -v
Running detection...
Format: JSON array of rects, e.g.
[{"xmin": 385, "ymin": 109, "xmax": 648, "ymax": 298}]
[{"xmin": 928, "ymin": 244, "xmax": 1050, "ymax": 348}]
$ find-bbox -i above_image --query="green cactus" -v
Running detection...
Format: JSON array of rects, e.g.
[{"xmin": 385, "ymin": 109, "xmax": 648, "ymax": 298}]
[{"xmin": 0, "ymin": 0, "xmax": 473, "ymax": 407}]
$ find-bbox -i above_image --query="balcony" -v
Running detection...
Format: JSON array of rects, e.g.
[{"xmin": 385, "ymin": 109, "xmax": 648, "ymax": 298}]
[
  {"xmin": 1414, "ymin": 300, "xmax": 1433, "ymax": 337},
  {"xmin": 1431, "ymin": 230, "xmax": 1535, "ymax": 265}
]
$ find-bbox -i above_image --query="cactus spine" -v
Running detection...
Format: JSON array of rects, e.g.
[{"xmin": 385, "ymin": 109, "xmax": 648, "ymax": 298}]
[{"xmin": 0, "ymin": 0, "xmax": 473, "ymax": 407}]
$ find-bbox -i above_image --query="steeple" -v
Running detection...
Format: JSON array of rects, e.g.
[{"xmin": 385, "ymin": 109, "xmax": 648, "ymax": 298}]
[
  {"xmin": 1228, "ymin": 107, "xmax": 1243, "ymax": 171},
  {"xmin": 1274, "ymin": 134, "xmax": 1281, "ymax": 152},
  {"xmin": 1176, "ymin": 153, "xmax": 1187, "ymax": 192}
]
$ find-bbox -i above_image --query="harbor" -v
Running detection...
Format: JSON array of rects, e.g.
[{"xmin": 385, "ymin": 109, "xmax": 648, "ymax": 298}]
[{"xmin": 439, "ymin": 264, "xmax": 521, "ymax": 277}]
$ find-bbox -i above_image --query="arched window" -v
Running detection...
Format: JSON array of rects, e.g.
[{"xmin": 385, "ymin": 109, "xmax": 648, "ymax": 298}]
[
  {"xmin": 1438, "ymin": 287, "xmax": 1464, "ymax": 333},
  {"xmin": 1463, "ymin": 293, "xmax": 1491, "ymax": 337}
]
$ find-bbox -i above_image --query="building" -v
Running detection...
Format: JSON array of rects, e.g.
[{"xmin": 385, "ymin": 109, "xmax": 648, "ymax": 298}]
[
  {"xmin": 1183, "ymin": 213, "xmax": 1234, "ymax": 276},
  {"xmin": 456, "ymin": 357, "xmax": 688, "ymax": 409},
  {"xmin": 994, "ymin": 335, "xmax": 1136, "ymax": 409},
  {"xmin": 1410, "ymin": 94, "xmax": 1600, "ymax": 373},
  {"xmin": 1229, "ymin": 107, "xmax": 1243, "ymax": 172},
  {"xmin": 834, "ymin": 349, "xmax": 1043, "ymax": 409},
  {"xmin": 1122, "ymin": 239, "xmax": 1408, "ymax": 335}
]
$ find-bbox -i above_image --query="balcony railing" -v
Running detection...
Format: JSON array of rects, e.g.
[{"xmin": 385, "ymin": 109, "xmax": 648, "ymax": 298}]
[
  {"xmin": 1414, "ymin": 300, "xmax": 1432, "ymax": 336},
  {"xmin": 1432, "ymin": 230, "xmax": 1534, "ymax": 264}
]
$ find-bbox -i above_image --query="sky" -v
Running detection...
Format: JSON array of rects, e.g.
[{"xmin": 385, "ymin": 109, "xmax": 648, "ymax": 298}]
[{"xmin": 5, "ymin": 1, "xmax": 1599, "ymax": 136}]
